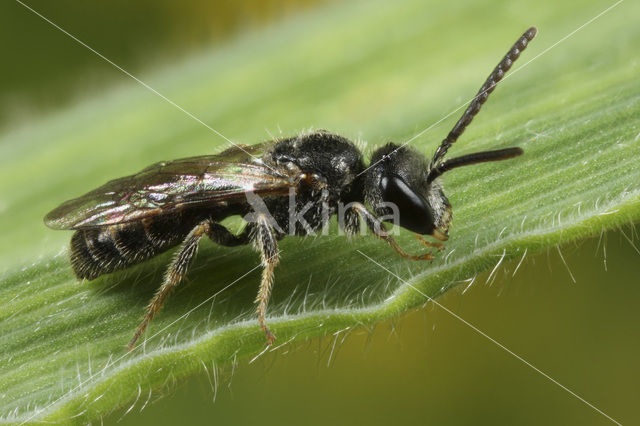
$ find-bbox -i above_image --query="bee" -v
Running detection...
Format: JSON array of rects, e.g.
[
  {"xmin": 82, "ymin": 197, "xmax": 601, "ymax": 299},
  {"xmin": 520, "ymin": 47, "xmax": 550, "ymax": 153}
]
[{"xmin": 45, "ymin": 27, "xmax": 537, "ymax": 349}]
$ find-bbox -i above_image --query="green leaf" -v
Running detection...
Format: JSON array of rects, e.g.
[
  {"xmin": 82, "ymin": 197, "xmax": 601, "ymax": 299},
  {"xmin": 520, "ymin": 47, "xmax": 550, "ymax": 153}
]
[{"xmin": 1, "ymin": 0, "xmax": 639, "ymax": 423}]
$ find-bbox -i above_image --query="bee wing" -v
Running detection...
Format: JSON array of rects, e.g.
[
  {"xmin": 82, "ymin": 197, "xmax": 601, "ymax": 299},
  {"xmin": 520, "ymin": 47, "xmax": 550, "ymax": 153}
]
[{"xmin": 44, "ymin": 144, "xmax": 294, "ymax": 230}]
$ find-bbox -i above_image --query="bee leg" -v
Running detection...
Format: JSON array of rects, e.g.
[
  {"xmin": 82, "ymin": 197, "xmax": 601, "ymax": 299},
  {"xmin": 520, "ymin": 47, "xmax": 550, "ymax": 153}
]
[
  {"xmin": 206, "ymin": 222, "xmax": 252, "ymax": 247},
  {"xmin": 350, "ymin": 203, "xmax": 433, "ymax": 261},
  {"xmin": 340, "ymin": 206, "xmax": 361, "ymax": 237},
  {"xmin": 251, "ymin": 215, "xmax": 280, "ymax": 345},
  {"xmin": 127, "ymin": 220, "xmax": 211, "ymax": 350},
  {"xmin": 415, "ymin": 234, "xmax": 445, "ymax": 251}
]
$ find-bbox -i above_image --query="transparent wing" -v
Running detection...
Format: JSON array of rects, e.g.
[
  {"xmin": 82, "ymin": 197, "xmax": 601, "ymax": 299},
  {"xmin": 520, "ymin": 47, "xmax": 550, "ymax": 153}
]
[{"xmin": 44, "ymin": 143, "xmax": 294, "ymax": 229}]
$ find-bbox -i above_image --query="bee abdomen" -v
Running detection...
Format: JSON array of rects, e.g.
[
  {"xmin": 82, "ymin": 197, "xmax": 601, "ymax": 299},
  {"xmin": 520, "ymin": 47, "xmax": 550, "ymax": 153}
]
[{"xmin": 70, "ymin": 218, "xmax": 189, "ymax": 280}]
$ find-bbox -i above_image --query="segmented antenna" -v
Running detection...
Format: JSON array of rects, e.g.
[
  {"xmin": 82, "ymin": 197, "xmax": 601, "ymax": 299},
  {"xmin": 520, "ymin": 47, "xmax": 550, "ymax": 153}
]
[
  {"xmin": 430, "ymin": 26, "xmax": 537, "ymax": 167},
  {"xmin": 426, "ymin": 147, "xmax": 523, "ymax": 183}
]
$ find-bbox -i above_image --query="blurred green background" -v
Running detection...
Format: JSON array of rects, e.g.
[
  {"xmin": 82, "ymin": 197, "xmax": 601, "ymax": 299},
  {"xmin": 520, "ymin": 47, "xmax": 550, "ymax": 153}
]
[{"xmin": 2, "ymin": 0, "xmax": 638, "ymax": 425}]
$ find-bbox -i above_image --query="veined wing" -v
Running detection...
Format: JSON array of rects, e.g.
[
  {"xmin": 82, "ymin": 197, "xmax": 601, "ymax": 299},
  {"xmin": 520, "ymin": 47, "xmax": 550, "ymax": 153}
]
[{"xmin": 44, "ymin": 143, "xmax": 294, "ymax": 230}]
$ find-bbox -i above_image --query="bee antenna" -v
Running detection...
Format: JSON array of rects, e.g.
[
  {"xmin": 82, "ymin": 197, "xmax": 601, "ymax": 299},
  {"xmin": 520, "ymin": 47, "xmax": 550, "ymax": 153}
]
[
  {"xmin": 430, "ymin": 26, "xmax": 537, "ymax": 168},
  {"xmin": 426, "ymin": 147, "xmax": 523, "ymax": 184}
]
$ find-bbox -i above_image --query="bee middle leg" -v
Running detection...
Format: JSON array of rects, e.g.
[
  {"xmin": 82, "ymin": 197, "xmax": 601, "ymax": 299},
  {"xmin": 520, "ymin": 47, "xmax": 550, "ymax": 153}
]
[
  {"xmin": 350, "ymin": 203, "xmax": 433, "ymax": 261},
  {"xmin": 251, "ymin": 215, "xmax": 280, "ymax": 345},
  {"xmin": 208, "ymin": 219, "xmax": 280, "ymax": 345}
]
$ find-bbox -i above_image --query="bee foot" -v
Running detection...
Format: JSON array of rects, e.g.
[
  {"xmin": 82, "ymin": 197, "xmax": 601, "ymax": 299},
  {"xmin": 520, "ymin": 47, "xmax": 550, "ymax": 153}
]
[{"xmin": 415, "ymin": 234, "xmax": 445, "ymax": 251}]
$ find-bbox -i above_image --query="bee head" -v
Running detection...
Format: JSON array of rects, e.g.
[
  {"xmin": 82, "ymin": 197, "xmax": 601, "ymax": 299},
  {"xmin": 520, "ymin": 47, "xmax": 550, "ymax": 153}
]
[
  {"xmin": 364, "ymin": 143, "xmax": 451, "ymax": 238},
  {"xmin": 364, "ymin": 142, "xmax": 522, "ymax": 239}
]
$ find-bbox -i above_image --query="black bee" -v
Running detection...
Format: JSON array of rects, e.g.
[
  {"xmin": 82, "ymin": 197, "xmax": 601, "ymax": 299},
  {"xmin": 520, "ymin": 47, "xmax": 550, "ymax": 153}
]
[{"xmin": 45, "ymin": 27, "xmax": 537, "ymax": 349}]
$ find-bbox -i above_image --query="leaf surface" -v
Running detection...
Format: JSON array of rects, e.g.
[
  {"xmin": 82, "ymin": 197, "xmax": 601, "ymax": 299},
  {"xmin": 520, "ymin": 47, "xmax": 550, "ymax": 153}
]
[{"xmin": 1, "ymin": 0, "xmax": 638, "ymax": 423}]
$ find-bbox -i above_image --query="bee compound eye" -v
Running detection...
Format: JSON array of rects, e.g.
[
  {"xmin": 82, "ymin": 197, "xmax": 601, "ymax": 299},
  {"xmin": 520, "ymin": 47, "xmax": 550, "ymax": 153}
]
[{"xmin": 379, "ymin": 175, "xmax": 435, "ymax": 235}]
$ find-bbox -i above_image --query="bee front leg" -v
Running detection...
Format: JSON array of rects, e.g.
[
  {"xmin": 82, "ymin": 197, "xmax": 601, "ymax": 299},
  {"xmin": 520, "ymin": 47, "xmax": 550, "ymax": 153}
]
[
  {"xmin": 251, "ymin": 215, "xmax": 280, "ymax": 345},
  {"xmin": 415, "ymin": 234, "xmax": 445, "ymax": 251},
  {"xmin": 350, "ymin": 203, "xmax": 433, "ymax": 261},
  {"xmin": 128, "ymin": 220, "xmax": 210, "ymax": 350}
]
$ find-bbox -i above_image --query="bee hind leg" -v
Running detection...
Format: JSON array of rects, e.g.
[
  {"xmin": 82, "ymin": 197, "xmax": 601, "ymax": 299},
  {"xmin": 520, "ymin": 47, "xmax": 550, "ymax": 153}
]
[
  {"xmin": 127, "ymin": 220, "xmax": 211, "ymax": 350},
  {"xmin": 207, "ymin": 222, "xmax": 252, "ymax": 247}
]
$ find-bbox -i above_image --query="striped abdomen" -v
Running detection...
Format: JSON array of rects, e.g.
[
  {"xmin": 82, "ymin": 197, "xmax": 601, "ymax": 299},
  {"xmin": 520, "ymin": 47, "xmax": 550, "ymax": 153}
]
[{"xmin": 70, "ymin": 213, "xmax": 202, "ymax": 280}]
